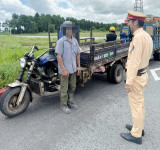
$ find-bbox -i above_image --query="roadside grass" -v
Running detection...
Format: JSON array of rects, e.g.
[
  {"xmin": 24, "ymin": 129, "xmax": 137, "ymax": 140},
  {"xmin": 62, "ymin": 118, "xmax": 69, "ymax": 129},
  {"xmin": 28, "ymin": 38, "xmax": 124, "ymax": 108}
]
[
  {"xmin": 14, "ymin": 32, "xmax": 57, "ymax": 36},
  {"xmin": 0, "ymin": 62, "xmax": 20, "ymax": 88},
  {"xmin": 3, "ymin": 30, "xmax": 120, "ymax": 37},
  {"xmin": 0, "ymin": 35, "xmax": 53, "ymax": 88}
]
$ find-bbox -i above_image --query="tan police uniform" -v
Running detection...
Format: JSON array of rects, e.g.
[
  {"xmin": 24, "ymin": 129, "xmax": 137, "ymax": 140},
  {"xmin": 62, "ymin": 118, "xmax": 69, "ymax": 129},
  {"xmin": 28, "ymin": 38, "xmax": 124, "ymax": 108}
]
[{"xmin": 126, "ymin": 11, "xmax": 153, "ymax": 138}]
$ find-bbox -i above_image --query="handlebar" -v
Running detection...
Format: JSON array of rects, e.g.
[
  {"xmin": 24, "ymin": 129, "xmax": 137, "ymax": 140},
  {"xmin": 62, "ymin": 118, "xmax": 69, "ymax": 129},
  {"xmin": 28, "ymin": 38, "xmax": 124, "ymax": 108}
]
[
  {"xmin": 28, "ymin": 45, "xmax": 43, "ymax": 57},
  {"xmin": 26, "ymin": 46, "xmax": 53, "ymax": 61},
  {"xmin": 28, "ymin": 45, "xmax": 36, "ymax": 57},
  {"xmin": 36, "ymin": 48, "xmax": 53, "ymax": 59}
]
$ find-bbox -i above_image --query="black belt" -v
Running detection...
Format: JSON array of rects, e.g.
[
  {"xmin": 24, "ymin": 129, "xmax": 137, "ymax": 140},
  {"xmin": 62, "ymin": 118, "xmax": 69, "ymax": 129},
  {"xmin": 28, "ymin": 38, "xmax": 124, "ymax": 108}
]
[{"xmin": 137, "ymin": 67, "xmax": 148, "ymax": 76}]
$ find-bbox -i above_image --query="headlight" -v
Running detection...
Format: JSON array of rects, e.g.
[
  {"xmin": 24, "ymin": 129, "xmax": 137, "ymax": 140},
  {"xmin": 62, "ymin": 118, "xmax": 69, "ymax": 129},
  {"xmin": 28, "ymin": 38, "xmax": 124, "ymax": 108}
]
[
  {"xmin": 19, "ymin": 58, "xmax": 26, "ymax": 68},
  {"xmin": 27, "ymin": 62, "xmax": 31, "ymax": 66}
]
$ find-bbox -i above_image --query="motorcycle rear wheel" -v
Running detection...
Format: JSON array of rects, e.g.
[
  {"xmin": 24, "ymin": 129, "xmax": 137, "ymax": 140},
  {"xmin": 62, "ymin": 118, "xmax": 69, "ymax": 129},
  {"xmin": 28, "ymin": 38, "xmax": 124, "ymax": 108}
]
[{"xmin": 0, "ymin": 87, "xmax": 31, "ymax": 118}]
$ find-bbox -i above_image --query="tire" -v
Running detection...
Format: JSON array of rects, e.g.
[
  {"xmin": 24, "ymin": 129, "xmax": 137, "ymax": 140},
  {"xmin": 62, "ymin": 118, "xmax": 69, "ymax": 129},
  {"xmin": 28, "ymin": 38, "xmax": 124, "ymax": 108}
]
[
  {"xmin": 0, "ymin": 87, "xmax": 31, "ymax": 118},
  {"xmin": 154, "ymin": 53, "xmax": 160, "ymax": 61},
  {"xmin": 110, "ymin": 64, "xmax": 123, "ymax": 84},
  {"xmin": 107, "ymin": 67, "xmax": 113, "ymax": 82}
]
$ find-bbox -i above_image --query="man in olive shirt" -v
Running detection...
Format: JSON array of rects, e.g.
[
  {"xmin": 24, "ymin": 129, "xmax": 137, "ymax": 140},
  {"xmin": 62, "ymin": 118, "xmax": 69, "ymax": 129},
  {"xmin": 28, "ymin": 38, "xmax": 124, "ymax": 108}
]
[
  {"xmin": 120, "ymin": 10, "xmax": 153, "ymax": 144},
  {"xmin": 55, "ymin": 21, "xmax": 81, "ymax": 114}
]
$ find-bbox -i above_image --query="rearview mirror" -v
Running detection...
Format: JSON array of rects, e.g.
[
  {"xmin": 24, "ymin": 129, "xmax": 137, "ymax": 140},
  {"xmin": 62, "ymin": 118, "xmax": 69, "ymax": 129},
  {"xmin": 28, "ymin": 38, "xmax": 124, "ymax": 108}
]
[{"xmin": 34, "ymin": 45, "xmax": 39, "ymax": 50}]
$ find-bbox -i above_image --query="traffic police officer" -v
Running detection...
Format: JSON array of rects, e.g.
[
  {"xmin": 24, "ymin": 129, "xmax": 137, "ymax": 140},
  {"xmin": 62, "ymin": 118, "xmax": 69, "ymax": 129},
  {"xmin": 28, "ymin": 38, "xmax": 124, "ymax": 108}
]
[
  {"xmin": 55, "ymin": 21, "xmax": 81, "ymax": 114},
  {"xmin": 120, "ymin": 10, "xmax": 153, "ymax": 144}
]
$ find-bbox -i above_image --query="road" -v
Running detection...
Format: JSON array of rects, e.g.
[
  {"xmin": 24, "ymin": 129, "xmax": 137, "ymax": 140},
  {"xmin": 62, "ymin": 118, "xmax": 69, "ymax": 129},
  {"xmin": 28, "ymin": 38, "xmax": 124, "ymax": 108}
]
[{"xmin": 0, "ymin": 59, "xmax": 160, "ymax": 150}]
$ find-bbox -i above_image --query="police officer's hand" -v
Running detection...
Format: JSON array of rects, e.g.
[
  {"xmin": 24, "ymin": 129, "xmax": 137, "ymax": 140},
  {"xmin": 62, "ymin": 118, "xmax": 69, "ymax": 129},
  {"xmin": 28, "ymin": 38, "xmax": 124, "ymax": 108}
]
[
  {"xmin": 62, "ymin": 69, "xmax": 69, "ymax": 78},
  {"xmin": 77, "ymin": 67, "xmax": 81, "ymax": 76},
  {"xmin": 125, "ymin": 84, "xmax": 133, "ymax": 93}
]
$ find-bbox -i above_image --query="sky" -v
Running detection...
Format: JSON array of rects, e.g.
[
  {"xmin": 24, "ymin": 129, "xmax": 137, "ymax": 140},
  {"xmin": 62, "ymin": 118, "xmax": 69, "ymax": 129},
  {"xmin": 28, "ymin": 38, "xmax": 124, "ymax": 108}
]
[{"xmin": 0, "ymin": 0, "xmax": 160, "ymax": 25}]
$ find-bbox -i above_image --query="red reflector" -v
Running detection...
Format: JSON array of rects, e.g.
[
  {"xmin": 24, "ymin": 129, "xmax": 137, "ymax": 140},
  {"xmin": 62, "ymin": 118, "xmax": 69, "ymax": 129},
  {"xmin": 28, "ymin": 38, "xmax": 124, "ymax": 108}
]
[
  {"xmin": 125, "ymin": 20, "xmax": 128, "ymax": 23},
  {"xmin": 0, "ymin": 87, "xmax": 9, "ymax": 97}
]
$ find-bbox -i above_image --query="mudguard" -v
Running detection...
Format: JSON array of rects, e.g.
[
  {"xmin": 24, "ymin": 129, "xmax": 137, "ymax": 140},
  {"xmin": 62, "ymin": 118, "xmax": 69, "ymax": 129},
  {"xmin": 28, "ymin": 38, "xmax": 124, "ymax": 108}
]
[{"xmin": 8, "ymin": 80, "xmax": 33, "ymax": 102}]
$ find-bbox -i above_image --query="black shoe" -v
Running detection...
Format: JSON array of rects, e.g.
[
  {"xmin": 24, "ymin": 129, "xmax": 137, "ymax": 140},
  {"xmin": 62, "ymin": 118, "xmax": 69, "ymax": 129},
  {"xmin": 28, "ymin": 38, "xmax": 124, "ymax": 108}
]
[
  {"xmin": 60, "ymin": 104, "xmax": 70, "ymax": 114},
  {"xmin": 126, "ymin": 124, "xmax": 145, "ymax": 136},
  {"xmin": 67, "ymin": 101, "xmax": 78, "ymax": 110},
  {"xmin": 120, "ymin": 133, "xmax": 142, "ymax": 144}
]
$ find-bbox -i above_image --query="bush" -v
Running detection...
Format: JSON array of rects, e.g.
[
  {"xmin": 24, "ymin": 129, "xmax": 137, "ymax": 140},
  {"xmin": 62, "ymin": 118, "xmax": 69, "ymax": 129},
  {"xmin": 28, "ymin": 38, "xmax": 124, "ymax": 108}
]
[{"xmin": 0, "ymin": 62, "xmax": 20, "ymax": 88}]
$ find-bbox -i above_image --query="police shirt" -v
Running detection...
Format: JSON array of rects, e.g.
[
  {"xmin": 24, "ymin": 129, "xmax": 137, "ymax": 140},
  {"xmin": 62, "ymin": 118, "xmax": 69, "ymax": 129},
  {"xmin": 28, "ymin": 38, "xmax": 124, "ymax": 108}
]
[{"xmin": 126, "ymin": 28, "xmax": 153, "ymax": 85}]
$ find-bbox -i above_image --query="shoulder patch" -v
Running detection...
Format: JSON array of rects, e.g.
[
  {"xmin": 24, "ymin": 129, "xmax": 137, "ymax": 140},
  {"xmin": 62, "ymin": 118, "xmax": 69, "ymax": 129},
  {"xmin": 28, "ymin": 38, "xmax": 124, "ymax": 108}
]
[{"xmin": 132, "ymin": 45, "xmax": 135, "ymax": 51}]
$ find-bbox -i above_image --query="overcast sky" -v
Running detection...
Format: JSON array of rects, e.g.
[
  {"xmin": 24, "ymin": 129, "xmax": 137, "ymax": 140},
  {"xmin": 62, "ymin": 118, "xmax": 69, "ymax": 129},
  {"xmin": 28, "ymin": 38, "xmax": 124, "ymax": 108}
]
[{"xmin": 0, "ymin": 0, "xmax": 160, "ymax": 24}]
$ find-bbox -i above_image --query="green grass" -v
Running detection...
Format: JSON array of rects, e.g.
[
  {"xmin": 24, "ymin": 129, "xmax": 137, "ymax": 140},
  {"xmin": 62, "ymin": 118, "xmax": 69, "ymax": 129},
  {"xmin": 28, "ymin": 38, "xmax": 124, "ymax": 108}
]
[
  {"xmin": 12, "ymin": 30, "xmax": 120, "ymax": 37},
  {"xmin": 15, "ymin": 32, "xmax": 57, "ymax": 36},
  {"xmin": 14, "ymin": 31, "xmax": 106, "ymax": 37},
  {"xmin": 81, "ymin": 30, "xmax": 120, "ymax": 37},
  {"xmin": 0, "ymin": 62, "xmax": 20, "ymax": 88},
  {"xmin": 80, "ymin": 31, "xmax": 106, "ymax": 37},
  {"xmin": 0, "ymin": 35, "xmax": 54, "ymax": 89}
]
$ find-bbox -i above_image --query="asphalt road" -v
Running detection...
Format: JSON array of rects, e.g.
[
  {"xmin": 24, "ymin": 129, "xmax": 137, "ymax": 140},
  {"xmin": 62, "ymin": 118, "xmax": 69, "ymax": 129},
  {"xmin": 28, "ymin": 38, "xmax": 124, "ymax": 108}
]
[{"xmin": 0, "ymin": 59, "xmax": 160, "ymax": 150}]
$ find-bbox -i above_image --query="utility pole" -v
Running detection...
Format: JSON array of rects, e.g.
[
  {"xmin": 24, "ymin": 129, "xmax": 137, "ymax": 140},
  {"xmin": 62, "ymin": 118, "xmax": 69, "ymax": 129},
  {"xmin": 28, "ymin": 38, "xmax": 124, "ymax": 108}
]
[
  {"xmin": 134, "ymin": 0, "xmax": 143, "ymax": 12},
  {"xmin": 0, "ymin": 22, "xmax": 1, "ymax": 33}
]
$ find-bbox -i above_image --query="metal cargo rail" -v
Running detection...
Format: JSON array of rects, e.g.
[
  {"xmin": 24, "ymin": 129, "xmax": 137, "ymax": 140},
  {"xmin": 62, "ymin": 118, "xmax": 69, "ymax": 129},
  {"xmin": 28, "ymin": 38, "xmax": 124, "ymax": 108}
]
[{"xmin": 80, "ymin": 39, "xmax": 129, "ymax": 68}]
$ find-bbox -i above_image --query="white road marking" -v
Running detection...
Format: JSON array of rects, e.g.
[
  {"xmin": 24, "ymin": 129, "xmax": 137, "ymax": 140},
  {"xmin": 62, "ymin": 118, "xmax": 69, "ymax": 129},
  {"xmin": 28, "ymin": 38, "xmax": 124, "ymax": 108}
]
[{"xmin": 150, "ymin": 68, "xmax": 160, "ymax": 81}]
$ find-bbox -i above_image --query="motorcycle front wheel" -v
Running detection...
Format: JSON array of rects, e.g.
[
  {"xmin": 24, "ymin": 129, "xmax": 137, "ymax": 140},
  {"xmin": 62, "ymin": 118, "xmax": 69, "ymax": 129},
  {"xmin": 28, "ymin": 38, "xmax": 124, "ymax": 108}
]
[{"xmin": 0, "ymin": 87, "xmax": 31, "ymax": 118}]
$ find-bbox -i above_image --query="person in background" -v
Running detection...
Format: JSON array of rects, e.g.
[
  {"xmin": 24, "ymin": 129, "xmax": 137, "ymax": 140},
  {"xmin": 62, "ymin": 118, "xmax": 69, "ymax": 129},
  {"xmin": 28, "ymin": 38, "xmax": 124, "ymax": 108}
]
[{"xmin": 105, "ymin": 26, "xmax": 117, "ymax": 42}]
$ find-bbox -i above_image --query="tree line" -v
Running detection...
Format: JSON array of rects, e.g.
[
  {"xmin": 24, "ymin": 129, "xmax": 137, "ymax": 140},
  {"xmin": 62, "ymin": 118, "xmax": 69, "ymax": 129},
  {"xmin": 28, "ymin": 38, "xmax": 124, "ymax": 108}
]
[{"xmin": 2, "ymin": 13, "xmax": 121, "ymax": 34}]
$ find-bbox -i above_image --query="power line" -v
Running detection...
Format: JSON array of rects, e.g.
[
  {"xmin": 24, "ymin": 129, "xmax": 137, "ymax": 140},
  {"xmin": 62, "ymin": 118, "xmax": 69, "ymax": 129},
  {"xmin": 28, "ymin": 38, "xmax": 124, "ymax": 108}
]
[{"xmin": 134, "ymin": 0, "xmax": 143, "ymax": 12}]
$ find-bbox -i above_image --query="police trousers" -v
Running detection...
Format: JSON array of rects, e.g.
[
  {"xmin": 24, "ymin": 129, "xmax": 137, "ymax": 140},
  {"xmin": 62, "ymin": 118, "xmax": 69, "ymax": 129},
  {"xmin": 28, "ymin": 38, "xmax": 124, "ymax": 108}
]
[
  {"xmin": 59, "ymin": 72, "xmax": 77, "ymax": 105},
  {"xmin": 128, "ymin": 73, "xmax": 148, "ymax": 137}
]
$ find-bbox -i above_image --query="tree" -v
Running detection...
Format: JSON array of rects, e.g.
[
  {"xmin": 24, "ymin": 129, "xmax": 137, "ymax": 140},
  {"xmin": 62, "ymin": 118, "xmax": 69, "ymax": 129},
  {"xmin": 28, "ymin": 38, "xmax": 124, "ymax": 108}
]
[
  {"xmin": 2, "ymin": 20, "xmax": 10, "ymax": 29},
  {"xmin": 34, "ymin": 13, "xmax": 42, "ymax": 32},
  {"xmin": 18, "ymin": 15, "xmax": 35, "ymax": 33},
  {"xmin": 6, "ymin": 13, "xmax": 121, "ymax": 34},
  {"xmin": 49, "ymin": 24, "xmax": 55, "ymax": 33},
  {"xmin": 9, "ymin": 14, "xmax": 20, "ymax": 33}
]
